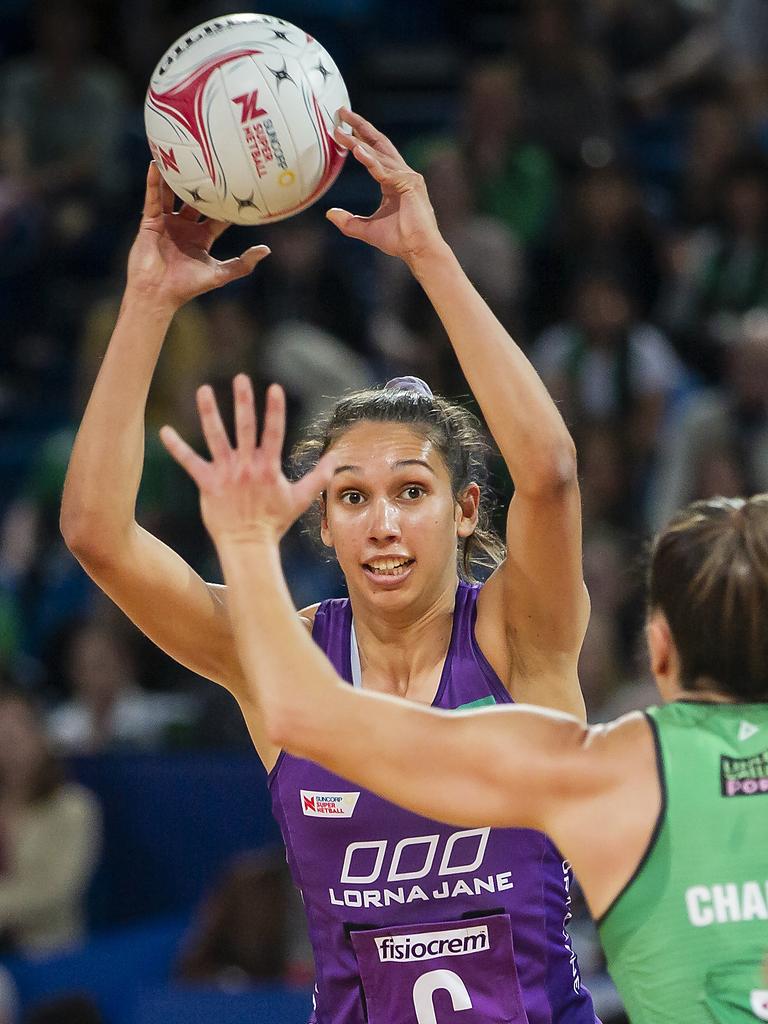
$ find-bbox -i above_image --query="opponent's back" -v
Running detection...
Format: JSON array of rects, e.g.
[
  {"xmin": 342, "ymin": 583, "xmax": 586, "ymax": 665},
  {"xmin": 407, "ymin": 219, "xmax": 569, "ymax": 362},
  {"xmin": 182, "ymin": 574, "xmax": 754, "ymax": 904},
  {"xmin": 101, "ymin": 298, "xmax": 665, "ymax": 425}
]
[{"xmin": 599, "ymin": 700, "xmax": 768, "ymax": 1023}]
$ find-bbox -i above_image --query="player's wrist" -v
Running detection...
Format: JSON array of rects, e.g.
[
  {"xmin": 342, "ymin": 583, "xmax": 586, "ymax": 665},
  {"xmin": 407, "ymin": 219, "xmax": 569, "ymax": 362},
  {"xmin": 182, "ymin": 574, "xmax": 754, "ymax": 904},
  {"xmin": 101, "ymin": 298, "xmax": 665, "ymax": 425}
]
[
  {"xmin": 406, "ymin": 239, "xmax": 456, "ymax": 280},
  {"xmin": 120, "ymin": 284, "xmax": 180, "ymax": 322},
  {"xmin": 214, "ymin": 525, "xmax": 283, "ymax": 556}
]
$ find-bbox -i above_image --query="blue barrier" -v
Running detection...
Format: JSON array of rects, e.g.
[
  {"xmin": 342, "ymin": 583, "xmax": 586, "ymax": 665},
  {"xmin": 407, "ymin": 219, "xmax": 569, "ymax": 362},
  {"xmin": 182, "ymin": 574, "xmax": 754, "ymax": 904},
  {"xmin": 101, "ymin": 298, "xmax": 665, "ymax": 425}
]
[
  {"xmin": 133, "ymin": 986, "xmax": 313, "ymax": 1024},
  {"xmin": 3, "ymin": 917, "xmax": 313, "ymax": 1024},
  {"xmin": 4, "ymin": 915, "xmax": 187, "ymax": 1024},
  {"xmin": 69, "ymin": 752, "xmax": 282, "ymax": 926}
]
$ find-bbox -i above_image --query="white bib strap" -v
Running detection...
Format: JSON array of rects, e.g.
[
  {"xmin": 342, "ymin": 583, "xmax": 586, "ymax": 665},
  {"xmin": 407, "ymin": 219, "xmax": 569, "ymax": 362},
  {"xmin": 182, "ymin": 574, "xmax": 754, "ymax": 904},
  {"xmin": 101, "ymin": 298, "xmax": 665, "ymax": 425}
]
[{"xmin": 350, "ymin": 618, "xmax": 363, "ymax": 688}]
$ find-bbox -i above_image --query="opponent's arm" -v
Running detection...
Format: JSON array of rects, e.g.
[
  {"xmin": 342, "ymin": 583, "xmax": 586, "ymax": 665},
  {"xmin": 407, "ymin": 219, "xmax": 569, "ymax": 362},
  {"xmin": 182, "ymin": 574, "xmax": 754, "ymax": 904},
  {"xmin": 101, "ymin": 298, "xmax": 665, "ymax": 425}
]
[
  {"xmin": 327, "ymin": 111, "xmax": 587, "ymax": 716},
  {"xmin": 60, "ymin": 164, "xmax": 273, "ymax": 754},
  {"xmin": 222, "ymin": 531, "xmax": 652, "ymax": 919}
]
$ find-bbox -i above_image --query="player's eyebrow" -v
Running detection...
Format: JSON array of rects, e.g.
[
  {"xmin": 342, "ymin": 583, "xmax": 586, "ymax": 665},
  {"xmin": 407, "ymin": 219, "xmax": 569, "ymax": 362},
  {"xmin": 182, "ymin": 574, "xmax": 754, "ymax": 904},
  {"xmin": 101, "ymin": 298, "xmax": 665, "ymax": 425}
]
[
  {"xmin": 393, "ymin": 459, "xmax": 437, "ymax": 475},
  {"xmin": 332, "ymin": 459, "xmax": 437, "ymax": 476}
]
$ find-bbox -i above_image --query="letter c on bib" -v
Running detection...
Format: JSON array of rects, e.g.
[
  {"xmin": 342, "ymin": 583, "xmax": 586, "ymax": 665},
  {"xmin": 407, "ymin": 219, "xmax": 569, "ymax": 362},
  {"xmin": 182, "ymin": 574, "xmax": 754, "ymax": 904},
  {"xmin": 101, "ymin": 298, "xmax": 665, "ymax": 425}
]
[{"xmin": 412, "ymin": 969, "xmax": 472, "ymax": 1024}]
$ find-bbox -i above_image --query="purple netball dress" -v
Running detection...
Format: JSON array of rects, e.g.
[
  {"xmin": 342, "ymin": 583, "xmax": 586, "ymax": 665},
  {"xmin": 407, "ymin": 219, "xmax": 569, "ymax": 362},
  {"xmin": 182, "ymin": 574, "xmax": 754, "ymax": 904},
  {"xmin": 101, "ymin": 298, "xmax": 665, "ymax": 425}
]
[{"xmin": 269, "ymin": 581, "xmax": 598, "ymax": 1024}]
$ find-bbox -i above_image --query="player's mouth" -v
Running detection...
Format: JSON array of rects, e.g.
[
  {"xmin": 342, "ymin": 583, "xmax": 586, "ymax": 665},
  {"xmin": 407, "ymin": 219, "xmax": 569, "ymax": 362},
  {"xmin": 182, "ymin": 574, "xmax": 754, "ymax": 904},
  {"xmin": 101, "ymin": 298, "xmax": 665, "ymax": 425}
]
[{"xmin": 362, "ymin": 557, "xmax": 415, "ymax": 586}]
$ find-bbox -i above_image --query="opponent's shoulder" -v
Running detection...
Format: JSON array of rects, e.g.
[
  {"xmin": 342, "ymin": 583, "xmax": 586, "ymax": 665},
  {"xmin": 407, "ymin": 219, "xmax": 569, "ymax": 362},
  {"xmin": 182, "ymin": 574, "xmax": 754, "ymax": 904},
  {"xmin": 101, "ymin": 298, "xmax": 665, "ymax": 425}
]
[
  {"xmin": 298, "ymin": 602, "xmax": 321, "ymax": 633},
  {"xmin": 577, "ymin": 711, "xmax": 657, "ymax": 792}
]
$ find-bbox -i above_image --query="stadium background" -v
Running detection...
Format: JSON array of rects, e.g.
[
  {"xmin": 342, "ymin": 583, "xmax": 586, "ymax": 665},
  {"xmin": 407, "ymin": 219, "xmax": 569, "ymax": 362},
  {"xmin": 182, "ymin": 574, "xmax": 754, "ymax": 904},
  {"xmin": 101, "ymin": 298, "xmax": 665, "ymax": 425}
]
[{"xmin": 1, "ymin": 0, "xmax": 768, "ymax": 1021}]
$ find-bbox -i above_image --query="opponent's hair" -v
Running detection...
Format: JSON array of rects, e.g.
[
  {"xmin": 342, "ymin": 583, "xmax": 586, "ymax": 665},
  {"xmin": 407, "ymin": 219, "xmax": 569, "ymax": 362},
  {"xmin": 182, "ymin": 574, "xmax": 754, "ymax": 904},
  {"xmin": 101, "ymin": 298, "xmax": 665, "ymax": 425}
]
[
  {"xmin": 648, "ymin": 495, "xmax": 768, "ymax": 700},
  {"xmin": 291, "ymin": 385, "xmax": 505, "ymax": 583}
]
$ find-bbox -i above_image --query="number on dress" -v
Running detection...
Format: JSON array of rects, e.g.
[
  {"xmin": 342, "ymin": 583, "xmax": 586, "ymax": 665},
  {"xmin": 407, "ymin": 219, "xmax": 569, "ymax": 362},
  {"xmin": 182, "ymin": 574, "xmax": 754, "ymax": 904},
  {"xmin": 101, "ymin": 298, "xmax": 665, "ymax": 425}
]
[{"xmin": 412, "ymin": 969, "xmax": 473, "ymax": 1024}]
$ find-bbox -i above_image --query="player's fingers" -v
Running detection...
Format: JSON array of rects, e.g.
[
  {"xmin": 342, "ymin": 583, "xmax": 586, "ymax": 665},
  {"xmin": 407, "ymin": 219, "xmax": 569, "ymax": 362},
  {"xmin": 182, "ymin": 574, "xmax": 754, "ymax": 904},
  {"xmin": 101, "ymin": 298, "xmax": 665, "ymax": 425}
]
[
  {"xmin": 293, "ymin": 452, "xmax": 336, "ymax": 514},
  {"xmin": 196, "ymin": 384, "xmax": 232, "ymax": 462},
  {"xmin": 350, "ymin": 143, "xmax": 390, "ymax": 183},
  {"xmin": 334, "ymin": 126, "xmax": 403, "ymax": 178},
  {"xmin": 233, "ymin": 373, "xmax": 257, "ymax": 453},
  {"xmin": 176, "ymin": 203, "xmax": 203, "ymax": 222},
  {"xmin": 216, "ymin": 245, "xmax": 271, "ymax": 284},
  {"xmin": 159, "ymin": 426, "xmax": 211, "ymax": 489},
  {"xmin": 160, "ymin": 175, "xmax": 175, "ymax": 215},
  {"xmin": 338, "ymin": 107, "xmax": 400, "ymax": 161},
  {"xmin": 143, "ymin": 162, "xmax": 163, "ymax": 219},
  {"xmin": 260, "ymin": 383, "xmax": 286, "ymax": 463}
]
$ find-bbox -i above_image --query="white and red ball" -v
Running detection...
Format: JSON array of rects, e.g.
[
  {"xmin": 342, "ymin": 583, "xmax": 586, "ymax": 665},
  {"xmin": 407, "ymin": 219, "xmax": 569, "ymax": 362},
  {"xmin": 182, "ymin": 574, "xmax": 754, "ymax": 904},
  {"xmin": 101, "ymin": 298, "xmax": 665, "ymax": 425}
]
[{"xmin": 144, "ymin": 13, "xmax": 349, "ymax": 224}]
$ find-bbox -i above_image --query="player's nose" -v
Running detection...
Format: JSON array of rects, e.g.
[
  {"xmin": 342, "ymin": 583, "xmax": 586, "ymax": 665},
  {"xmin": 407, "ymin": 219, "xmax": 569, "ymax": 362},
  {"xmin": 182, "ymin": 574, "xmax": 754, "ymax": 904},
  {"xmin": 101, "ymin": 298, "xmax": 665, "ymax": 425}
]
[{"xmin": 368, "ymin": 497, "xmax": 401, "ymax": 541}]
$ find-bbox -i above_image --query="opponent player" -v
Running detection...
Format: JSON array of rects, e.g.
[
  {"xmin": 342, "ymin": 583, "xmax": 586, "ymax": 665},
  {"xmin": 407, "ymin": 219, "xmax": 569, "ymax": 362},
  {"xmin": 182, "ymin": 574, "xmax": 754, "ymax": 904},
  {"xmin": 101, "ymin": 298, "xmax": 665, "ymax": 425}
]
[
  {"xmin": 61, "ymin": 110, "xmax": 597, "ymax": 1023},
  {"xmin": 164, "ymin": 375, "xmax": 768, "ymax": 1024}
]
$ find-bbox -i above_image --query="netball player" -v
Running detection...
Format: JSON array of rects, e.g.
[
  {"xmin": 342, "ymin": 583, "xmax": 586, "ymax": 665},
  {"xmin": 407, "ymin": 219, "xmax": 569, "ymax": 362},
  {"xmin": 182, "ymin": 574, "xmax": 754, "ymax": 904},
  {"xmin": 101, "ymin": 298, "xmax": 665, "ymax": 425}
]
[
  {"xmin": 62, "ymin": 110, "xmax": 597, "ymax": 1023},
  {"xmin": 164, "ymin": 375, "xmax": 768, "ymax": 1024}
]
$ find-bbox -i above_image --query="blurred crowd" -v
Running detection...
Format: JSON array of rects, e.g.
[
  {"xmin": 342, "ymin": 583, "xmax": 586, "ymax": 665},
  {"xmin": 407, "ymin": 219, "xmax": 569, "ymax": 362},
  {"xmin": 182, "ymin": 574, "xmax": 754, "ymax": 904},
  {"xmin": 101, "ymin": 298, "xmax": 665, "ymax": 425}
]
[{"xmin": 1, "ymin": 0, "xmax": 768, "ymax": 1018}]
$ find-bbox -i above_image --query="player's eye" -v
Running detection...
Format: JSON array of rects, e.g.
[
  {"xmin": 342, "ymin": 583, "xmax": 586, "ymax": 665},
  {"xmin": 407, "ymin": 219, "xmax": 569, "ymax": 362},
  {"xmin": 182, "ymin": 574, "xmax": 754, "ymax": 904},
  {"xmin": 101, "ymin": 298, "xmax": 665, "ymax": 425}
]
[
  {"xmin": 401, "ymin": 485, "xmax": 426, "ymax": 500},
  {"xmin": 340, "ymin": 490, "xmax": 365, "ymax": 505}
]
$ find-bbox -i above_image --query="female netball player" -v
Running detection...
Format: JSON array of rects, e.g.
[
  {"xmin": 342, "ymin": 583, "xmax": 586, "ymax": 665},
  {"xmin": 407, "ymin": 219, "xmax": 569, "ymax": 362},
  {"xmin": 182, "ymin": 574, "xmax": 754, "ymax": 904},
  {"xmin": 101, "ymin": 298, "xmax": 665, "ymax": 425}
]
[
  {"xmin": 164, "ymin": 375, "xmax": 768, "ymax": 1024},
  {"xmin": 62, "ymin": 109, "xmax": 597, "ymax": 1023}
]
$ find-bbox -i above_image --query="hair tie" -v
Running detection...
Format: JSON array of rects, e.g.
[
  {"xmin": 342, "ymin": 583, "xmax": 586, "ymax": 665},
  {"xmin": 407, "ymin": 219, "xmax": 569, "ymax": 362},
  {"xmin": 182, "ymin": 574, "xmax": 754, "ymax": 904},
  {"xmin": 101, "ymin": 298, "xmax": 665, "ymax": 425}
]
[{"xmin": 384, "ymin": 376, "xmax": 434, "ymax": 399}]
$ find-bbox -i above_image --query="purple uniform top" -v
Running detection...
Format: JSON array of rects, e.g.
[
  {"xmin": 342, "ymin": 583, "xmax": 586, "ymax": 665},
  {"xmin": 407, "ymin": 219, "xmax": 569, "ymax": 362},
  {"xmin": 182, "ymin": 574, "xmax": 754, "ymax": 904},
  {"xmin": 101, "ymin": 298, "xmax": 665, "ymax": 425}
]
[{"xmin": 269, "ymin": 581, "xmax": 598, "ymax": 1024}]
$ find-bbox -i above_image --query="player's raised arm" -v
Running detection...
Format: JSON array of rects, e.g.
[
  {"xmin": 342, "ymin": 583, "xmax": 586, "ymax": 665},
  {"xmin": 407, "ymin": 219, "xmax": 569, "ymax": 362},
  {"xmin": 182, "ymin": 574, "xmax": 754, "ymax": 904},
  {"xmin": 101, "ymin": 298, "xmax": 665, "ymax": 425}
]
[
  {"xmin": 60, "ymin": 163, "xmax": 275, "ymax": 760},
  {"xmin": 327, "ymin": 110, "xmax": 588, "ymax": 718}
]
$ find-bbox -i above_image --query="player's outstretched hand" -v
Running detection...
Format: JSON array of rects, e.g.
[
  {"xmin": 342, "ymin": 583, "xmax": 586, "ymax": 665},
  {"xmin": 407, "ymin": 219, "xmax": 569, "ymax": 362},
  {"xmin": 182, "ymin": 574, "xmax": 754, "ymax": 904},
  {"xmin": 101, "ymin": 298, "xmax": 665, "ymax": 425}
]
[
  {"xmin": 326, "ymin": 108, "xmax": 445, "ymax": 268},
  {"xmin": 126, "ymin": 163, "xmax": 271, "ymax": 311},
  {"xmin": 160, "ymin": 376, "xmax": 334, "ymax": 547}
]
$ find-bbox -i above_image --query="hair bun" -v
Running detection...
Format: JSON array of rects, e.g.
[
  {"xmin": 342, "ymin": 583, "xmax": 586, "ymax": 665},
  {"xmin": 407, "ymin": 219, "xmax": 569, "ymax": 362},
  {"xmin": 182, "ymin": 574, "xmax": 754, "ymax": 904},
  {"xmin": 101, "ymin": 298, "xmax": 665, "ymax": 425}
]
[{"xmin": 384, "ymin": 376, "xmax": 434, "ymax": 399}]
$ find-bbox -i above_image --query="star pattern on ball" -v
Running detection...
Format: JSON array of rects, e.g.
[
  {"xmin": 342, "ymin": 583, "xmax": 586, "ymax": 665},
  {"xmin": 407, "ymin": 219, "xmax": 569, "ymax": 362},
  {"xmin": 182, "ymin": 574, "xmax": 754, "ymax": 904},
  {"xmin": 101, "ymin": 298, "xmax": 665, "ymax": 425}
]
[
  {"xmin": 267, "ymin": 60, "xmax": 296, "ymax": 88},
  {"xmin": 233, "ymin": 192, "xmax": 262, "ymax": 212},
  {"xmin": 186, "ymin": 187, "xmax": 206, "ymax": 203},
  {"xmin": 271, "ymin": 29, "xmax": 292, "ymax": 43},
  {"xmin": 315, "ymin": 60, "xmax": 332, "ymax": 80}
]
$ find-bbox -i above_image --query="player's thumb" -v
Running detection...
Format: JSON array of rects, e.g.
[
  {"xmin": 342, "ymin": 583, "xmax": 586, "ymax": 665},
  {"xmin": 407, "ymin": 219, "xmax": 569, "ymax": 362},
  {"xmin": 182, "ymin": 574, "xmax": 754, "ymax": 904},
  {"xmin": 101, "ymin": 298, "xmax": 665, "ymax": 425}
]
[
  {"xmin": 294, "ymin": 452, "xmax": 335, "ymax": 515},
  {"xmin": 326, "ymin": 208, "xmax": 366, "ymax": 240},
  {"xmin": 220, "ymin": 245, "xmax": 271, "ymax": 283}
]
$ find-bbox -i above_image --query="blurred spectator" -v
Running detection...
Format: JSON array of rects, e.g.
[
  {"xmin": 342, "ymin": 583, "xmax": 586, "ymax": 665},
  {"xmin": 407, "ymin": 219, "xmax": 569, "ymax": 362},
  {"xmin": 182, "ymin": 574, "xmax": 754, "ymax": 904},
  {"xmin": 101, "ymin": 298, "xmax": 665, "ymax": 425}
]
[
  {"xmin": 0, "ymin": 0, "xmax": 130, "ymax": 317},
  {"xmin": 0, "ymin": 690, "xmax": 101, "ymax": 955},
  {"xmin": 675, "ymin": 93, "xmax": 751, "ymax": 227},
  {"xmin": 47, "ymin": 619, "xmax": 198, "ymax": 753},
  {"xmin": 254, "ymin": 212, "xmax": 369, "ymax": 355},
  {"xmin": 518, "ymin": 0, "xmax": 618, "ymax": 172},
  {"xmin": 0, "ymin": 0, "xmax": 126, "ymax": 197},
  {"xmin": 0, "ymin": 966, "xmax": 17, "ymax": 1024},
  {"xmin": 659, "ymin": 155, "xmax": 768, "ymax": 377},
  {"xmin": 372, "ymin": 140, "xmax": 523, "ymax": 387},
  {"xmin": 579, "ymin": 611, "xmax": 626, "ymax": 722},
  {"xmin": 175, "ymin": 848, "xmax": 312, "ymax": 988},
  {"xmin": 448, "ymin": 60, "xmax": 558, "ymax": 247},
  {"xmin": 533, "ymin": 270, "xmax": 687, "ymax": 468},
  {"xmin": 24, "ymin": 992, "xmax": 103, "ymax": 1024},
  {"xmin": 589, "ymin": 0, "xmax": 699, "ymax": 90},
  {"xmin": 649, "ymin": 307, "xmax": 768, "ymax": 529},
  {"xmin": 531, "ymin": 163, "xmax": 664, "ymax": 326}
]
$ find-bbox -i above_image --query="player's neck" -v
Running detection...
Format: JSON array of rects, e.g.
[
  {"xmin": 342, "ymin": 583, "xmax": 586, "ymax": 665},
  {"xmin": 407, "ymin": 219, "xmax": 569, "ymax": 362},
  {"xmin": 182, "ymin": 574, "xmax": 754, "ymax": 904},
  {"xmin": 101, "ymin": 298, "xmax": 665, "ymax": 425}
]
[{"xmin": 349, "ymin": 580, "xmax": 457, "ymax": 699}]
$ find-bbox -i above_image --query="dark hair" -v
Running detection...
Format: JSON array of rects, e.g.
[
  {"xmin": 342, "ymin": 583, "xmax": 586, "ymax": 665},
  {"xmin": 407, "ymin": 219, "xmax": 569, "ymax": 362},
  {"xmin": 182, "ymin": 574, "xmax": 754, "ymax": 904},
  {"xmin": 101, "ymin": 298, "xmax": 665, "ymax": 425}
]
[
  {"xmin": 25, "ymin": 993, "xmax": 103, "ymax": 1024},
  {"xmin": 0, "ymin": 690, "xmax": 64, "ymax": 804},
  {"xmin": 291, "ymin": 386, "xmax": 505, "ymax": 583},
  {"xmin": 648, "ymin": 495, "xmax": 768, "ymax": 701}
]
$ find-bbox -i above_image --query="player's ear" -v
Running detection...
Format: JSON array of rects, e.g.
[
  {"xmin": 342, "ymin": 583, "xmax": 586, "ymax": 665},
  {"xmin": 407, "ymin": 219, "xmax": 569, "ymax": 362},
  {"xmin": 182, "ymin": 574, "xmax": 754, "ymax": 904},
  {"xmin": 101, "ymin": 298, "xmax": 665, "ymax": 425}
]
[
  {"xmin": 456, "ymin": 483, "xmax": 480, "ymax": 539},
  {"xmin": 647, "ymin": 611, "xmax": 675, "ymax": 687},
  {"xmin": 319, "ymin": 493, "xmax": 334, "ymax": 548}
]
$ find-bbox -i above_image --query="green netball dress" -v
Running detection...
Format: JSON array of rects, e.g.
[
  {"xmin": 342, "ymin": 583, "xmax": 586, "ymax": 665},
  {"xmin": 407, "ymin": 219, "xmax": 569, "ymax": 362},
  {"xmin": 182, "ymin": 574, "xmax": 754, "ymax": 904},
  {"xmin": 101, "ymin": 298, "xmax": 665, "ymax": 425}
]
[{"xmin": 598, "ymin": 701, "xmax": 768, "ymax": 1023}]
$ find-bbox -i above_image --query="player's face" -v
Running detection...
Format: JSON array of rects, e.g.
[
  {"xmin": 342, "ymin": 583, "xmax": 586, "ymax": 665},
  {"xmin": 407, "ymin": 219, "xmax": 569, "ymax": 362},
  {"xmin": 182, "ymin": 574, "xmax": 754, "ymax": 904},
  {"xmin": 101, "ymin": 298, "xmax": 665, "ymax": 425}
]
[{"xmin": 321, "ymin": 422, "xmax": 475, "ymax": 612}]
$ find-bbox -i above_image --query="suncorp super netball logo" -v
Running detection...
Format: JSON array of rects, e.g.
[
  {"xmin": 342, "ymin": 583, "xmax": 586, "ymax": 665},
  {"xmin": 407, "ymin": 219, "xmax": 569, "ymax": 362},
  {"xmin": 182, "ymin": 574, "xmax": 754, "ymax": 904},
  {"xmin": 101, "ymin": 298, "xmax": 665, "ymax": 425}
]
[
  {"xmin": 720, "ymin": 749, "xmax": 768, "ymax": 797},
  {"xmin": 301, "ymin": 790, "xmax": 359, "ymax": 817},
  {"xmin": 375, "ymin": 925, "xmax": 489, "ymax": 962}
]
